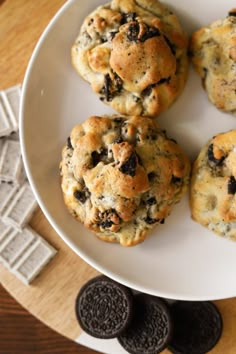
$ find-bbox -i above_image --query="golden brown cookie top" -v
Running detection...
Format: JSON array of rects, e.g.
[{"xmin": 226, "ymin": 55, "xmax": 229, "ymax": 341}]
[
  {"xmin": 110, "ymin": 22, "xmax": 176, "ymax": 92},
  {"xmin": 71, "ymin": 0, "xmax": 188, "ymax": 116},
  {"xmin": 190, "ymin": 130, "xmax": 236, "ymax": 240},
  {"xmin": 60, "ymin": 115, "xmax": 191, "ymax": 246},
  {"xmin": 190, "ymin": 14, "xmax": 236, "ymax": 112}
]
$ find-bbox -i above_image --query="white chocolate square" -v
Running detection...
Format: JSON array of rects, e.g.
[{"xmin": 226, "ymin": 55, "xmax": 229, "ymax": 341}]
[
  {"xmin": 0, "ymin": 182, "xmax": 19, "ymax": 216},
  {"xmin": 3, "ymin": 182, "xmax": 37, "ymax": 230},
  {"xmin": 12, "ymin": 227, "xmax": 57, "ymax": 284},
  {"xmin": 0, "ymin": 95, "xmax": 12, "ymax": 137},
  {"xmin": 1, "ymin": 85, "xmax": 21, "ymax": 131},
  {"xmin": 0, "ymin": 140, "xmax": 23, "ymax": 184},
  {"xmin": 0, "ymin": 227, "xmax": 35, "ymax": 267}
]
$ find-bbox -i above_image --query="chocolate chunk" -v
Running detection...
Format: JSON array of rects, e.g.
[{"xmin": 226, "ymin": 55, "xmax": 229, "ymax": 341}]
[
  {"xmin": 127, "ymin": 22, "xmax": 161, "ymax": 42},
  {"xmin": 91, "ymin": 149, "xmax": 108, "ymax": 167},
  {"xmin": 171, "ymin": 175, "xmax": 182, "ymax": 184},
  {"xmin": 145, "ymin": 134, "xmax": 157, "ymax": 140},
  {"xmin": 142, "ymin": 77, "xmax": 170, "ymax": 97},
  {"xmin": 142, "ymin": 84, "xmax": 155, "ymax": 96},
  {"xmin": 75, "ymin": 275, "xmax": 134, "ymax": 339},
  {"xmin": 121, "ymin": 12, "xmax": 137, "ymax": 24},
  {"xmin": 201, "ymin": 67, "xmax": 208, "ymax": 88},
  {"xmin": 103, "ymin": 74, "xmax": 113, "ymax": 101},
  {"xmin": 114, "ymin": 72, "xmax": 123, "ymax": 92},
  {"xmin": 110, "ymin": 31, "xmax": 118, "ymax": 40},
  {"xmin": 164, "ymin": 35, "xmax": 176, "ymax": 55},
  {"xmin": 100, "ymin": 219, "xmax": 113, "ymax": 228},
  {"xmin": 169, "ymin": 301, "xmax": 223, "ymax": 354},
  {"xmin": 88, "ymin": 18, "xmax": 94, "ymax": 26},
  {"xmin": 67, "ymin": 137, "xmax": 73, "ymax": 149},
  {"xmin": 148, "ymin": 172, "xmax": 156, "ymax": 182},
  {"xmin": 91, "ymin": 151, "xmax": 101, "ymax": 166},
  {"xmin": 118, "ymin": 294, "xmax": 172, "ymax": 354},
  {"xmin": 114, "ymin": 117, "xmax": 124, "ymax": 123},
  {"xmin": 203, "ymin": 67, "xmax": 208, "ymax": 77},
  {"xmin": 74, "ymin": 188, "xmax": 90, "ymax": 203},
  {"xmin": 136, "ymin": 153, "xmax": 143, "ymax": 166},
  {"xmin": 169, "ymin": 138, "xmax": 177, "ymax": 144},
  {"xmin": 99, "ymin": 209, "xmax": 120, "ymax": 229},
  {"xmin": 228, "ymin": 176, "xmax": 236, "ymax": 194},
  {"xmin": 101, "ymin": 36, "xmax": 107, "ymax": 43},
  {"xmin": 113, "ymin": 119, "xmax": 125, "ymax": 143},
  {"xmin": 133, "ymin": 95, "xmax": 140, "ymax": 103},
  {"xmin": 228, "ymin": 10, "xmax": 236, "ymax": 17},
  {"xmin": 101, "ymin": 73, "xmax": 122, "ymax": 101},
  {"xmin": 144, "ymin": 216, "xmax": 159, "ymax": 224},
  {"xmin": 140, "ymin": 26, "xmax": 161, "ymax": 42},
  {"xmin": 127, "ymin": 22, "xmax": 140, "ymax": 41},
  {"xmin": 207, "ymin": 144, "xmax": 225, "ymax": 166},
  {"xmin": 161, "ymin": 129, "xmax": 167, "ymax": 137},
  {"xmin": 119, "ymin": 152, "xmax": 137, "ymax": 177},
  {"xmin": 157, "ymin": 76, "xmax": 171, "ymax": 85},
  {"xmin": 188, "ymin": 49, "xmax": 193, "ymax": 58},
  {"xmin": 146, "ymin": 197, "xmax": 157, "ymax": 205}
]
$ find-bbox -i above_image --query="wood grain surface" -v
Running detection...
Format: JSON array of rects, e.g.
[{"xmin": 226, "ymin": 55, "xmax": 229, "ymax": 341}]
[
  {"xmin": 0, "ymin": 0, "xmax": 98, "ymax": 352},
  {"xmin": 0, "ymin": 207, "xmax": 99, "ymax": 340},
  {"xmin": 1, "ymin": 1, "xmax": 236, "ymax": 354},
  {"xmin": 0, "ymin": 0, "xmax": 66, "ymax": 88},
  {"xmin": 0, "ymin": 284, "xmax": 99, "ymax": 354}
]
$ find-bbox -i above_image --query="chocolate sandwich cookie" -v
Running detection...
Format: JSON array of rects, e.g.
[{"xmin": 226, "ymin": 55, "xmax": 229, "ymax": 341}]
[
  {"xmin": 75, "ymin": 275, "xmax": 134, "ymax": 339},
  {"xmin": 169, "ymin": 301, "xmax": 223, "ymax": 354},
  {"xmin": 118, "ymin": 294, "xmax": 172, "ymax": 354}
]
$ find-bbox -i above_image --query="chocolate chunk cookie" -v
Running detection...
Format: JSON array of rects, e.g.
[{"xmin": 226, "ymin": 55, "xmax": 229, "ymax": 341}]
[
  {"xmin": 190, "ymin": 11, "xmax": 236, "ymax": 113},
  {"xmin": 71, "ymin": 0, "xmax": 188, "ymax": 117},
  {"xmin": 60, "ymin": 115, "xmax": 190, "ymax": 246},
  {"xmin": 190, "ymin": 130, "xmax": 236, "ymax": 240}
]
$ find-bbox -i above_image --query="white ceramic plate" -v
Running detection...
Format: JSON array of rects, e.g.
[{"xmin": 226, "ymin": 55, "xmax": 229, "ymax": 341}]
[{"xmin": 20, "ymin": 0, "xmax": 236, "ymax": 300}]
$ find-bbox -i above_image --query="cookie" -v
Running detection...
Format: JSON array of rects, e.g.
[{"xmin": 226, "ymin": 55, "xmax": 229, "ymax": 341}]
[
  {"xmin": 71, "ymin": 0, "xmax": 188, "ymax": 117},
  {"xmin": 190, "ymin": 130, "xmax": 236, "ymax": 240},
  {"xmin": 60, "ymin": 115, "xmax": 190, "ymax": 246},
  {"xmin": 75, "ymin": 275, "xmax": 134, "ymax": 339},
  {"xmin": 190, "ymin": 11, "xmax": 236, "ymax": 113},
  {"xmin": 169, "ymin": 301, "xmax": 223, "ymax": 354},
  {"xmin": 118, "ymin": 294, "xmax": 172, "ymax": 354}
]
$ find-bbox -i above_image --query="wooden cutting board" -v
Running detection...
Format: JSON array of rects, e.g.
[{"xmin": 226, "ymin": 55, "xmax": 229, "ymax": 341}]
[{"xmin": 1, "ymin": 1, "xmax": 236, "ymax": 353}]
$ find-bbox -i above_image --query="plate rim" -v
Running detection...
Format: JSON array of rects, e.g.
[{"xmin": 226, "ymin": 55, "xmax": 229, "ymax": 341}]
[{"xmin": 19, "ymin": 0, "xmax": 236, "ymax": 301}]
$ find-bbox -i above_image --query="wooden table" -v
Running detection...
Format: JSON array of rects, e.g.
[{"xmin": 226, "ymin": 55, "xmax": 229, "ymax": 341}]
[
  {"xmin": 1, "ymin": 1, "xmax": 236, "ymax": 354},
  {"xmin": 0, "ymin": 284, "xmax": 99, "ymax": 354}
]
